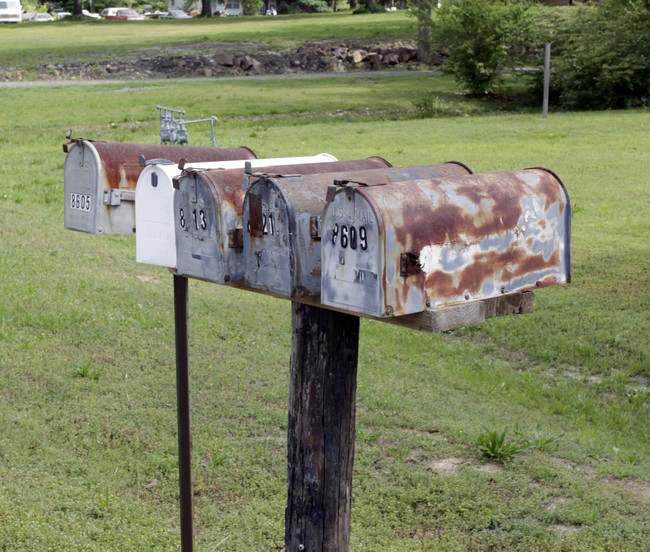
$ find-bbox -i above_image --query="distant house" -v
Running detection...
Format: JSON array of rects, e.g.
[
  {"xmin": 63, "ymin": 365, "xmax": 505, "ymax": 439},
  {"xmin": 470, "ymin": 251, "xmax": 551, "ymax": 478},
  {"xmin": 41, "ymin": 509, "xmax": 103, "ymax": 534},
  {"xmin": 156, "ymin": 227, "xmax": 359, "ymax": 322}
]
[{"xmin": 168, "ymin": 0, "xmax": 277, "ymax": 15}]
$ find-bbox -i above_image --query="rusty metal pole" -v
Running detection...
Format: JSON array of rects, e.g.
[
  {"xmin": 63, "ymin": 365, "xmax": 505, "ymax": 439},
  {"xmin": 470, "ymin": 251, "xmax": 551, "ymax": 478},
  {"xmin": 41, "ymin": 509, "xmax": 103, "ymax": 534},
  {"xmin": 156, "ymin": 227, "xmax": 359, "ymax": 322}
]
[
  {"xmin": 173, "ymin": 274, "xmax": 194, "ymax": 552},
  {"xmin": 285, "ymin": 302, "xmax": 360, "ymax": 552}
]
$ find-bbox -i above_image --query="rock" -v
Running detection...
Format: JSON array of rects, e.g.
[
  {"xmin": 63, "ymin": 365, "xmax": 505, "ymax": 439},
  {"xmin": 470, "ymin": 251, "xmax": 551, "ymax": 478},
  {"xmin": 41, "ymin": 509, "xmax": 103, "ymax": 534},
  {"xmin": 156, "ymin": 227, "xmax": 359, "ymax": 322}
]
[
  {"xmin": 248, "ymin": 58, "xmax": 263, "ymax": 74},
  {"xmin": 384, "ymin": 53, "xmax": 399, "ymax": 65},
  {"xmin": 214, "ymin": 47, "xmax": 234, "ymax": 66},
  {"xmin": 239, "ymin": 55, "xmax": 255, "ymax": 71},
  {"xmin": 349, "ymin": 49, "xmax": 367, "ymax": 64},
  {"xmin": 327, "ymin": 58, "xmax": 346, "ymax": 72}
]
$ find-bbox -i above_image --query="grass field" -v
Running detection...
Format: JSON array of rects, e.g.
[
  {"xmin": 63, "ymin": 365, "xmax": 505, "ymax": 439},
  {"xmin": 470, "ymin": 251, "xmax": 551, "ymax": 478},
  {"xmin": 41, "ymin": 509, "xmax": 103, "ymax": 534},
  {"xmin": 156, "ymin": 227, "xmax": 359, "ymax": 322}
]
[
  {"xmin": 0, "ymin": 12, "xmax": 415, "ymax": 69},
  {"xmin": 0, "ymin": 15, "xmax": 648, "ymax": 551}
]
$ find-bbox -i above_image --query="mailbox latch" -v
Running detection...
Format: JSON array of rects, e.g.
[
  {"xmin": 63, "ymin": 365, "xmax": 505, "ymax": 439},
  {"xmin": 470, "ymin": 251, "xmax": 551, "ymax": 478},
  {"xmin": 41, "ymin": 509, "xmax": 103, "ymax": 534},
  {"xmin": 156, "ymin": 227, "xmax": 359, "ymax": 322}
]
[
  {"xmin": 103, "ymin": 189, "xmax": 135, "ymax": 206},
  {"xmin": 310, "ymin": 216, "xmax": 321, "ymax": 240},
  {"xmin": 228, "ymin": 228, "xmax": 243, "ymax": 249},
  {"xmin": 400, "ymin": 252, "xmax": 422, "ymax": 277}
]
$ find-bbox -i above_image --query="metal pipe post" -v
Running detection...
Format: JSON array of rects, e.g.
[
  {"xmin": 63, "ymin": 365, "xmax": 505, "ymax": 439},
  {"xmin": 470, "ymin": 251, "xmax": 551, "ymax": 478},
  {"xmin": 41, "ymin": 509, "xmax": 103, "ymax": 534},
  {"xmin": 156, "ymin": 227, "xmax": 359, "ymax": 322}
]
[
  {"xmin": 543, "ymin": 43, "xmax": 551, "ymax": 119},
  {"xmin": 173, "ymin": 274, "xmax": 194, "ymax": 552}
]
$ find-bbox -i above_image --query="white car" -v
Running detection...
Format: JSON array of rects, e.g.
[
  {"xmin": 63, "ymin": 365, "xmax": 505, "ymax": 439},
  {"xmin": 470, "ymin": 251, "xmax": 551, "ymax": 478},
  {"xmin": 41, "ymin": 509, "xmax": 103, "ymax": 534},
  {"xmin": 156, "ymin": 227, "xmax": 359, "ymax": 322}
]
[
  {"xmin": 33, "ymin": 12, "xmax": 54, "ymax": 21},
  {"xmin": 163, "ymin": 9, "xmax": 191, "ymax": 19},
  {"xmin": 82, "ymin": 9, "xmax": 101, "ymax": 19}
]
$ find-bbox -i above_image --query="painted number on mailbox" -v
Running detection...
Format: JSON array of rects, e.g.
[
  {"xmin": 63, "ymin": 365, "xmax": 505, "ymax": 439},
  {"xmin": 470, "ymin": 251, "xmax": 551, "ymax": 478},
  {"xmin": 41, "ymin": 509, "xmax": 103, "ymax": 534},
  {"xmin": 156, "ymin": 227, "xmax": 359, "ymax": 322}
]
[
  {"xmin": 331, "ymin": 223, "xmax": 367, "ymax": 251},
  {"xmin": 70, "ymin": 193, "xmax": 91, "ymax": 212},
  {"xmin": 179, "ymin": 208, "xmax": 208, "ymax": 233}
]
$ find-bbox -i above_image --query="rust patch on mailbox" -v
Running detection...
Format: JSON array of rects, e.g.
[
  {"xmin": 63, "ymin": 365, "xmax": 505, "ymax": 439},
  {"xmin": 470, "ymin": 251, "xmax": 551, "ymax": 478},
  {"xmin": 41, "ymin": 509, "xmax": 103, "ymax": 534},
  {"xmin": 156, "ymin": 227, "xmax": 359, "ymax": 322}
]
[
  {"xmin": 336, "ymin": 168, "xmax": 571, "ymax": 316},
  {"xmin": 249, "ymin": 193, "xmax": 264, "ymax": 239},
  {"xmin": 83, "ymin": 140, "xmax": 257, "ymax": 191}
]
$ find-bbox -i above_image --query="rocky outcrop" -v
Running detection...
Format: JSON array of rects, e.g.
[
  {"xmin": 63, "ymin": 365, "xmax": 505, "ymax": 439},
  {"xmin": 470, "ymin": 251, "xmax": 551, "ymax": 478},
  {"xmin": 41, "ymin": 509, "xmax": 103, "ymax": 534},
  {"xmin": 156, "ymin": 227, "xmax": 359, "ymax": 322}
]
[{"xmin": 2, "ymin": 41, "xmax": 446, "ymax": 82}]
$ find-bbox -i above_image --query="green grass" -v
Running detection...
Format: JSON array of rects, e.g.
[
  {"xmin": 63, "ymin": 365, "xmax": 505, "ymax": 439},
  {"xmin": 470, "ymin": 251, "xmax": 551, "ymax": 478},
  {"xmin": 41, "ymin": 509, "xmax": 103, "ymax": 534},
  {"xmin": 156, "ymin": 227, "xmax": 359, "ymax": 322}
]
[
  {"xmin": 0, "ymin": 69, "xmax": 648, "ymax": 551},
  {"xmin": 0, "ymin": 12, "xmax": 415, "ymax": 69}
]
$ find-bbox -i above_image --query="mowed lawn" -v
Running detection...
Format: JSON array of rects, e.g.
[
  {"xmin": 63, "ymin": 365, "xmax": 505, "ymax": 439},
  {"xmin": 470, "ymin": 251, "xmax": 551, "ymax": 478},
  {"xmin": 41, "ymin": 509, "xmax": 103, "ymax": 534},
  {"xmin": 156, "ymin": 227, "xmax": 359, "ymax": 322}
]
[{"xmin": 0, "ymin": 34, "xmax": 648, "ymax": 552}]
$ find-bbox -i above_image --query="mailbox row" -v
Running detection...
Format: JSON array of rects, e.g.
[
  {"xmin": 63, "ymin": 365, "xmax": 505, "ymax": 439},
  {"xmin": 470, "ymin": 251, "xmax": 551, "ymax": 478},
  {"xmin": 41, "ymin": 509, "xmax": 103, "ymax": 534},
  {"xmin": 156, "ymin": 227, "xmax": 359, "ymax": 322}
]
[{"xmin": 64, "ymin": 139, "xmax": 571, "ymax": 318}]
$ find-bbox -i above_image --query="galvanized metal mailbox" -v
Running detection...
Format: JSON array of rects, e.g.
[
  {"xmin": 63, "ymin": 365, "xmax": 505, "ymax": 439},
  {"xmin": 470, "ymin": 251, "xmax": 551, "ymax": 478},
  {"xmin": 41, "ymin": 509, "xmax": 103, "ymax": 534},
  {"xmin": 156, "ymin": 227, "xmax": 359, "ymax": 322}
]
[
  {"xmin": 63, "ymin": 138, "xmax": 256, "ymax": 235},
  {"xmin": 136, "ymin": 154, "xmax": 338, "ymax": 269},
  {"xmin": 243, "ymin": 162, "xmax": 472, "ymax": 298},
  {"xmin": 175, "ymin": 158, "xmax": 392, "ymax": 285},
  {"xmin": 321, "ymin": 168, "xmax": 571, "ymax": 318}
]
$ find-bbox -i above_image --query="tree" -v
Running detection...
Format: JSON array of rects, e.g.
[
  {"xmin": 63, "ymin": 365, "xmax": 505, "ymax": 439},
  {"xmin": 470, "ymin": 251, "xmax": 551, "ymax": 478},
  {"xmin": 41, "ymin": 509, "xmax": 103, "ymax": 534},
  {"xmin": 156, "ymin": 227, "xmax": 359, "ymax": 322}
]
[
  {"xmin": 73, "ymin": 0, "xmax": 82, "ymax": 16},
  {"xmin": 407, "ymin": 0, "xmax": 434, "ymax": 64},
  {"xmin": 531, "ymin": 0, "xmax": 650, "ymax": 110},
  {"xmin": 431, "ymin": 0, "xmax": 534, "ymax": 94},
  {"xmin": 201, "ymin": 0, "xmax": 212, "ymax": 16}
]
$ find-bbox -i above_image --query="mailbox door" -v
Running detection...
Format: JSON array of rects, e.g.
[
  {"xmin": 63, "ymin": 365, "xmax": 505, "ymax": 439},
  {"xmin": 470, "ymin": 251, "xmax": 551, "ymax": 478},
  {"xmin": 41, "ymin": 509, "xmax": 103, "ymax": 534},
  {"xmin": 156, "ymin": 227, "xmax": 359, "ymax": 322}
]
[
  {"xmin": 174, "ymin": 172, "xmax": 225, "ymax": 283},
  {"xmin": 243, "ymin": 180, "xmax": 294, "ymax": 296},
  {"xmin": 135, "ymin": 165, "xmax": 179, "ymax": 267},
  {"xmin": 321, "ymin": 192, "xmax": 385, "ymax": 317},
  {"xmin": 64, "ymin": 141, "xmax": 102, "ymax": 234}
]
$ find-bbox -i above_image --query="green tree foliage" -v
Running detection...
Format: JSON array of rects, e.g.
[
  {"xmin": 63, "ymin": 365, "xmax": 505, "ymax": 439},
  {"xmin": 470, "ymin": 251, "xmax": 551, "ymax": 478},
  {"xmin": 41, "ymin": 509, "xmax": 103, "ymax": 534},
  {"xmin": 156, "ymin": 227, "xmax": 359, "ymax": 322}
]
[
  {"xmin": 280, "ymin": 0, "xmax": 332, "ymax": 12},
  {"xmin": 431, "ymin": 0, "xmax": 534, "ymax": 95},
  {"xmin": 533, "ymin": 0, "xmax": 650, "ymax": 110},
  {"xmin": 241, "ymin": 0, "xmax": 263, "ymax": 14}
]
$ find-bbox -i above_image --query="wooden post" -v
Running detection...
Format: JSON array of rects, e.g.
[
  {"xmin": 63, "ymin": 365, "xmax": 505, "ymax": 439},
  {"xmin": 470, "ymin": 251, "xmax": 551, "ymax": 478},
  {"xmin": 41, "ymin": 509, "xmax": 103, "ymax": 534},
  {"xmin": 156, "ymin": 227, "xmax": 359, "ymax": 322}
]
[{"xmin": 286, "ymin": 302, "xmax": 360, "ymax": 552}]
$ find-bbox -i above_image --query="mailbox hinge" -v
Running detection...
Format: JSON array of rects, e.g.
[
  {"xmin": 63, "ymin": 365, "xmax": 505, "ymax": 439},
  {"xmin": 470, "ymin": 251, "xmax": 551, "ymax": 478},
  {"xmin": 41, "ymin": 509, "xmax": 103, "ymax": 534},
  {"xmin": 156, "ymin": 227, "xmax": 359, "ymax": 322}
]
[{"xmin": 400, "ymin": 252, "xmax": 422, "ymax": 277}]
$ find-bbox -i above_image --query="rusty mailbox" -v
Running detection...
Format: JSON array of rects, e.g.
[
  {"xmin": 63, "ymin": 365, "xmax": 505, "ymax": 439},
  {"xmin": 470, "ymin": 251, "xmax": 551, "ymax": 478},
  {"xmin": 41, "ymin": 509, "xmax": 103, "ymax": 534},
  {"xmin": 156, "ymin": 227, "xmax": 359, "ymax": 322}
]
[
  {"xmin": 243, "ymin": 162, "xmax": 473, "ymax": 298},
  {"xmin": 136, "ymin": 154, "xmax": 338, "ymax": 269},
  {"xmin": 321, "ymin": 168, "xmax": 571, "ymax": 318},
  {"xmin": 63, "ymin": 138, "xmax": 256, "ymax": 235},
  {"xmin": 174, "ymin": 158, "xmax": 392, "ymax": 286}
]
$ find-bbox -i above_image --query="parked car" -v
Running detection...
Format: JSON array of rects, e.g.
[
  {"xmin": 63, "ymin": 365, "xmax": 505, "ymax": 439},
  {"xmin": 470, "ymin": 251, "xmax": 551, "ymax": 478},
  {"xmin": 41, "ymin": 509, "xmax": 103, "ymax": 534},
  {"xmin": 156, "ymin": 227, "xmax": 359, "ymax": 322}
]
[
  {"xmin": 82, "ymin": 9, "xmax": 101, "ymax": 19},
  {"xmin": 163, "ymin": 9, "xmax": 191, "ymax": 19},
  {"xmin": 33, "ymin": 12, "xmax": 54, "ymax": 21},
  {"xmin": 101, "ymin": 7, "xmax": 145, "ymax": 20},
  {"xmin": 0, "ymin": 0, "xmax": 21, "ymax": 23},
  {"xmin": 55, "ymin": 11, "xmax": 71, "ymax": 19},
  {"xmin": 143, "ymin": 10, "xmax": 166, "ymax": 18}
]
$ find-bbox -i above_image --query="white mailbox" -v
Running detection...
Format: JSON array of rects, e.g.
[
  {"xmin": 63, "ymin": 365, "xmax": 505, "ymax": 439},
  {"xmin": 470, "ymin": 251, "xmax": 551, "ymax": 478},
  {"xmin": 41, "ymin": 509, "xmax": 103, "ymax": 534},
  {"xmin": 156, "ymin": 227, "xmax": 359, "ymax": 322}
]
[
  {"xmin": 321, "ymin": 168, "xmax": 571, "ymax": 317},
  {"xmin": 63, "ymin": 138, "xmax": 256, "ymax": 235},
  {"xmin": 243, "ymin": 162, "xmax": 471, "ymax": 298},
  {"xmin": 174, "ymin": 158, "xmax": 390, "ymax": 285}
]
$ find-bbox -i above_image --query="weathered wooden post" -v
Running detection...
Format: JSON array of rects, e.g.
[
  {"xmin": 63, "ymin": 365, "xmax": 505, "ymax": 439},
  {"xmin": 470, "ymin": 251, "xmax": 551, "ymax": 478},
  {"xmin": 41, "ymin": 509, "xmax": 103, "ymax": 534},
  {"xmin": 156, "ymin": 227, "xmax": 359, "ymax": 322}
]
[{"xmin": 286, "ymin": 303, "xmax": 360, "ymax": 552}]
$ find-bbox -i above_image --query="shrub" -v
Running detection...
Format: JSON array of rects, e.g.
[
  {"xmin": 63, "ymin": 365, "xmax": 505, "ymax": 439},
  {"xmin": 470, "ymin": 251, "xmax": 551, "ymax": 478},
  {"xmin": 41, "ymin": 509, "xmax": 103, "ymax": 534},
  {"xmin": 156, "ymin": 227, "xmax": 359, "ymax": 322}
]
[
  {"xmin": 475, "ymin": 428, "xmax": 533, "ymax": 461},
  {"xmin": 532, "ymin": 1, "xmax": 650, "ymax": 110},
  {"xmin": 241, "ymin": 0, "xmax": 264, "ymax": 14},
  {"xmin": 431, "ymin": 0, "xmax": 535, "ymax": 95},
  {"xmin": 281, "ymin": 0, "xmax": 332, "ymax": 13},
  {"xmin": 411, "ymin": 92, "xmax": 457, "ymax": 117}
]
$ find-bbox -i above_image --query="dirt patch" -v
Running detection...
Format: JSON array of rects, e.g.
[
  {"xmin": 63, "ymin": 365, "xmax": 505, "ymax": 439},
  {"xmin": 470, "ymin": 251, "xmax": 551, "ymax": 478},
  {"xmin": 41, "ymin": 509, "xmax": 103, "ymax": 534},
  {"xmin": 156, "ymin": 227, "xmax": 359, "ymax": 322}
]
[
  {"xmin": 546, "ymin": 496, "xmax": 568, "ymax": 511},
  {"xmin": 551, "ymin": 523, "xmax": 581, "ymax": 536},
  {"xmin": 426, "ymin": 456, "xmax": 504, "ymax": 474}
]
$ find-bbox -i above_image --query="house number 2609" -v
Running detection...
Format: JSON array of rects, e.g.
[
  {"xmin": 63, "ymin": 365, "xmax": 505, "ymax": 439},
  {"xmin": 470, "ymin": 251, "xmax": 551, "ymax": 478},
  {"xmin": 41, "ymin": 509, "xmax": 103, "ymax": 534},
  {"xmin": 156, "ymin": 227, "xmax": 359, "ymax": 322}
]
[
  {"xmin": 331, "ymin": 223, "xmax": 367, "ymax": 250},
  {"xmin": 179, "ymin": 208, "xmax": 207, "ymax": 232}
]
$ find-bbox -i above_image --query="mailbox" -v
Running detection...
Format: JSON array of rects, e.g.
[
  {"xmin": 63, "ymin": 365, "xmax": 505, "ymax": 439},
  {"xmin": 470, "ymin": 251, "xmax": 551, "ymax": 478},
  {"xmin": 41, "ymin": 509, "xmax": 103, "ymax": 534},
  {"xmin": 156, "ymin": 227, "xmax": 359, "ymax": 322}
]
[
  {"xmin": 175, "ymin": 158, "xmax": 392, "ymax": 285},
  {"xmin": 321, "ymin": 168, "xmax": 571, "ymax": 318},
  {"xmin": 243, "ymin": 162, "xmax": 472, "ymax": 298},
  {"xmin": 136, "ymin": 154, "xmax": 338, "ymax": 268},
  {"xmin": 63, "ymin": 139, "xmax": 256, "ymax": 235}
]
